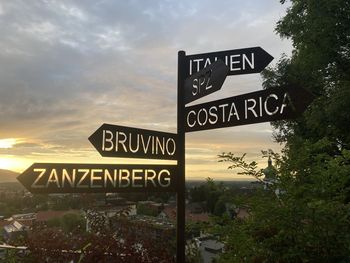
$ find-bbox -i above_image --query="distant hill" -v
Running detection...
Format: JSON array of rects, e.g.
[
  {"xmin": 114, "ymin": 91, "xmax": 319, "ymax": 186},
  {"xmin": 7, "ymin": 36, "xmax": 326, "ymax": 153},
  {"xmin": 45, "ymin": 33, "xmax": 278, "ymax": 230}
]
[{"xmin": 0, "ymin": 169, "xmax": 19, "ymax": 183}]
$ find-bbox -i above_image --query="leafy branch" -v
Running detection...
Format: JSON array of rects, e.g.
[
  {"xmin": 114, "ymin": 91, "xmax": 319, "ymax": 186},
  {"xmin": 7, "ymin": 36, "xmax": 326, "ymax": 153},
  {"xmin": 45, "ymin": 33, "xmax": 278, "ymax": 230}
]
[{"xmin": 218, "ymin": 152, "xmax": 265, "ymax": 183}]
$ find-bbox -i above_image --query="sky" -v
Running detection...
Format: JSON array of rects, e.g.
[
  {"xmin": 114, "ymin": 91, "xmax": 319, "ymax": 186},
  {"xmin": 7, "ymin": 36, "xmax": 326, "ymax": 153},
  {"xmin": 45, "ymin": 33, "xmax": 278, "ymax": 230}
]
[{"xmin": 0, "ymin": 0, "xmax": 292, "ymax": 181}]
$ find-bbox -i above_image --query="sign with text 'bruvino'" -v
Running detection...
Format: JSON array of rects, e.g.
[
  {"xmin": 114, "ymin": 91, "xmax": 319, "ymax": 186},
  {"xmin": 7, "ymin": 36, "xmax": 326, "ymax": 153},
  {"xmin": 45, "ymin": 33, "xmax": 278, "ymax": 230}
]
[
  {"xmin": 184, "ymin": 86, "xmax": 314, "ymax": 132},
  {"xmin": 17, "ymin": 163, "xmax": 178, "ymax": 194},
  {"xmin": 89, "ymin": 124, "xmax": 178, "ymax": 160}
]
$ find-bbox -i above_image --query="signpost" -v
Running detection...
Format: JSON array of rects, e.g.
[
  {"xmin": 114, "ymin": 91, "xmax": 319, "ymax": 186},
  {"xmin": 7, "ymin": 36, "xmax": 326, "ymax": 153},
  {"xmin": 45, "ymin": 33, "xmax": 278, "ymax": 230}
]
[
  {"xmin": 17, "ymin": 45, "xmax": 314, "ymax": 263},
  {"xmin": 17, "ymin": 163, "xmax": 178, "ymax": 194},
  {"xmin": 89, "ymin": 124, "xmax": 178, "ymax": 160},
  {"xmin": 184, "ymin": 60, "xmax": 229, "ymax": 104},
  {"xmin": 186, "ymin": 46, "xmax": 273, "ymax": 77},
  {"xmin": 184, "ymin": 86, "xmax": 314, "ymax": 132}
]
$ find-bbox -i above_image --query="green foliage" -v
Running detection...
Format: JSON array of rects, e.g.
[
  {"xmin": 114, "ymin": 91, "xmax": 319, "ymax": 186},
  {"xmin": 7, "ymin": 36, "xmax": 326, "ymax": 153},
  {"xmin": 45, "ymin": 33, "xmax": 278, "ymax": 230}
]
[
  {"xmin": 214, "ymin": 1, "xmax": 350, "ymax": 261},
  {"xmin": 60, "ymin": 213, "xmax": 86, "ymax": 233},
  {"xmin": 218, "ymin": 153, "xmax": 265, "ymax": 181},
  {"xmin": 216, "ymin": 151, "xmax": 350, "ymax": 262},
  {"xmin": 189, "ymin": 178, "xmax": 227, "ymax": 214},
  {"xmin": 136, "ymin": 203, "xmax": 159, "ymax": 217},
  {"xmin": 186, "ymin": 240, "xmax": 203, "ymax": 263},
  {"xmin": 47, "ymin": 213, "xmax": 86, "ymax": 233},
  {"xmin": 46, "ymin": 217, "xmax": 61, "ymax": 228},
  {"xmin": 213, "ymin": 197, "xmax": 227, "ymax": 217}
]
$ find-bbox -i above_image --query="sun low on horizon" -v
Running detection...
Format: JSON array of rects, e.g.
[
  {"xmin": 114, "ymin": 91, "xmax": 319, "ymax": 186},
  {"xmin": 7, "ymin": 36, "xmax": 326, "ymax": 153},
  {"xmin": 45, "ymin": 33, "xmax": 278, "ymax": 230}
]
[{"xmin": 0, "ymin": 131, "xmax": 279, "ymax": 181}]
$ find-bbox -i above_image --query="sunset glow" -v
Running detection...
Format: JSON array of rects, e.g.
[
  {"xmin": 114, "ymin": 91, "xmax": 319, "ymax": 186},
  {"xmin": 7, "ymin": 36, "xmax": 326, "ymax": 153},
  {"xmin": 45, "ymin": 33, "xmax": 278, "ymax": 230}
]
[
  {"xmin": 0, "ymin": 138, "xmax": 17, "ymax": 149},
  {"xmin": 0, "ymin": 157, "xmax": 18, "ymax": 170}
]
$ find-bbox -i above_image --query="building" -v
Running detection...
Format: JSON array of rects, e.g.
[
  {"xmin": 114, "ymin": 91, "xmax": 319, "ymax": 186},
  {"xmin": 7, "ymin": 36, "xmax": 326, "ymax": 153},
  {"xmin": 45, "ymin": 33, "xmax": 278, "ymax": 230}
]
[
  {"xmin": 112, "ymin": 215, "xmax": 175, "ymax": 242},
  {"xmin": 263, "ymin": 156, "xmax": 277, "ymax": 186},
  {"xmin": 158, "ymin": 205, "xmax": 209, "ymax": 223},
  {"xmin": 3, "ymin": 221, "xmax": 28, "ymax": 242}
]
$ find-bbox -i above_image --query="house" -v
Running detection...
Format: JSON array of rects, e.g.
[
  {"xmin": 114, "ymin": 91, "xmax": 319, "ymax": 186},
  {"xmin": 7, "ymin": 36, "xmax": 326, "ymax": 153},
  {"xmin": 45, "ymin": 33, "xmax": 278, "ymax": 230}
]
[
  {"xmin": 112, "ymin": 215, "xmax": 175, "ymax": 242},
  {"xmin": 196, "ymin": 236, "xmax": 225, "ymax": 263},
  {"xmin": 137, "ymin": 201, "xmax": 164, "ymax": 216},
  {"xmin": 8, "ymin": 213, "xmax": 36, "ymax": 228},
  {"xmin": 159, "ymin": 205, "xmax": 209, "ymax": 223},
  {"xmin": 3, "ymin": 221, "xmax": 28, "ymax": 242}
]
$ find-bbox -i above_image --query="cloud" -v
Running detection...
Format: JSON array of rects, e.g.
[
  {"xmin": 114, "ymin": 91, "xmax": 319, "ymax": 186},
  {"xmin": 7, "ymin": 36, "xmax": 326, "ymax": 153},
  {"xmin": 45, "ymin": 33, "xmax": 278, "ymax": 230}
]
[{"xmin": 0, "ymin": 0, "xmax": 291, "ymax": 178}]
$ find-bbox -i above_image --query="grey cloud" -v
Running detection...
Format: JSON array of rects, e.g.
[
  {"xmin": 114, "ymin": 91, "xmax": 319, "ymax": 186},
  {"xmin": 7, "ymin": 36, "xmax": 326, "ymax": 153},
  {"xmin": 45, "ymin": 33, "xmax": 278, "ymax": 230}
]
[{"xmin": 0, "ymin": 0, "xmax": 290, "ymax": 166}]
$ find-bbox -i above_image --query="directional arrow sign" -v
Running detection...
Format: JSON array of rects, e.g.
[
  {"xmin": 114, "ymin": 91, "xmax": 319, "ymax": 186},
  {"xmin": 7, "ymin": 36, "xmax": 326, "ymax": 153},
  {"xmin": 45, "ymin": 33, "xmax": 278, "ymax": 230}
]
[
  {"xmin": 89, "ymin": 124, "xmax": 178, "ymax": 160},
  {"xmin": 184, "ymin": 86, "xmax": 314, "ymax": 133},
  {"xmin": 184, "ymin": 60, "xmax": 229, "ymax": 104},
  {"xmin": 186, "ymin": 46, "xmax": 273, "ymax": 77},
  {"xmin": 17, "ymin": 163, "xmax": 178, "ymax": 194}
]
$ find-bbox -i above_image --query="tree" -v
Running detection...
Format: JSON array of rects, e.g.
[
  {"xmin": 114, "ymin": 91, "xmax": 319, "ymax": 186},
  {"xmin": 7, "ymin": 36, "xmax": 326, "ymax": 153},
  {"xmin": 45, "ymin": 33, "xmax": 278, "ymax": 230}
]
[
  {"xmin": 61, "ymin": 213, "xmax": 86, "ymax": 233},
  {"xmin": 188, "ymin": 178, "xmax": 226, "ymax": 214},
  {"xmin": 214, "ymin": 0, "xmax": 350, "ymax": 261}
]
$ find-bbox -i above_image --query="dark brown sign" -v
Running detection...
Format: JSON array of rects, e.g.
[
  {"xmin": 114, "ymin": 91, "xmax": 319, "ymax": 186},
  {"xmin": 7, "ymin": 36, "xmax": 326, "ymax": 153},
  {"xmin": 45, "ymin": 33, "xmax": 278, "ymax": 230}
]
[
  {"xmin": 184, "ymin": 60, "xmax": 228, "ymax": 104},
  {"xmin": 89, "ymin": 124, "xmax": 178, "ymax": 160},
  {"xmin": 186, "ymin": 46, "xmax": 273, "ymax": 77},
  {"xmin": 184, "ymin": 86, "xmax": 314, "ymax": 132},
  {"xmin": 17, "ymin": 163, "xmax": 178, "ymax": 194}
]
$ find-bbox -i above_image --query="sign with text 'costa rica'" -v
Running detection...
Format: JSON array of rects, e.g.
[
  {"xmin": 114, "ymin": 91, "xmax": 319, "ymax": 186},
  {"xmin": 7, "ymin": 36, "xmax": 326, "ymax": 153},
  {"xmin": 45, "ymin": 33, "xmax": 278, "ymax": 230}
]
[
  {"xmin": 186, "ymin": 46, "xmax": 273, "ymax": 77},
  {"xmin": 185, "ymin": 86, "xmax": 314, "ymax": 132},
  {"xmin": 89, "ymin": 124, "xmax": 178, "ymax": 160},
  {"xmin": 184, "ymin": 60, "xmax": 228, "ymax": 104},
  {"xmin": 17, "ymin": 163, "xmax": 178, "ymax": 194}
]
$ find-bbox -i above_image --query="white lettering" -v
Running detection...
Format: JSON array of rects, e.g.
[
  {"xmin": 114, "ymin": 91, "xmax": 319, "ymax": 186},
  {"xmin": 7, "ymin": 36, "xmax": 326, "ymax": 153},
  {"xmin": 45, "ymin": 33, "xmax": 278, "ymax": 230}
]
[
  {"xmin": 187, "ymin": 110, "xmax": 197, "ymax": 128},
  {"xmin": 242, "ymin": 53, "xmax": 254, "ymax": 70},
  {"xmin": 245, "ymin": 99, "xmax": 258, "ymax": 119},
  {"xmin": 102, "ymin": 130, "xmax": 114, "ymax": 151},
  {"xmin": 230, "ymin": 54, "xmax": 241, "ymax": 71},
  {"xmin": 145, "ymin": 169, "xmax": 157, "ymax": 187},
  {"xmin": 31, "ymin": 168, "xmax": 46, "ymax": 188},
  {"xmin": 204, "ymin": 57, "xmax": 211, "ymax": 68},
  {"xmin": 116, "ymin": 132, "xmax": 128, "ymax": 152},
  {"xmin": 47, "ymin": 169, "xmax": 60, "ymax": 187},
  {"xmin": 158, "ymin": 169, "xmax": 171, "ymax": 187},
  {"xmin": 132, "ymin": 169, "xmax": 143, "ymax": 188},
  {"xmin": 166, "ymin": 138, "xmax": 176, "ymax": 156},
  {"xmin": 119, "ymin": 169, "xmax": 130, "ymax": 187},
  {"xmin": 209, "ymin": 106, "xmax": 218, "ymax": 124},
  {"xmin": 129, "ymin": 133, "xmax": 139, "ymax": 153},
  {"xmin": 156, "ymin": 137, "xmax": 165, "ymax": 155},
  {"xmin": 228, "ymin": 102, "xmax": 240, "ymax": 121},
  {"xmin": 280, "ymin": 92, "xmax": 294, "ymax": 114},
  {"xmin": 77, "ymin": 169, "xmax": 89, "ymax": 188},
  {"xmin": 264, "ymin": 94, "xmax": 279, "ymax": 115},
  {"xmin": 218, "ymin": 104, "xmax": 229, "ymax": 122},
  {"xmin": 62, "ymin": 169, "xmax": 75, "ymax": 187},
  {"xmin": 91, "ymin": 169, "xmax": 103, "ymax": 188},
  {"xmin": 197, "ymin": 108, "xmax": 208, "ymax": 126}
]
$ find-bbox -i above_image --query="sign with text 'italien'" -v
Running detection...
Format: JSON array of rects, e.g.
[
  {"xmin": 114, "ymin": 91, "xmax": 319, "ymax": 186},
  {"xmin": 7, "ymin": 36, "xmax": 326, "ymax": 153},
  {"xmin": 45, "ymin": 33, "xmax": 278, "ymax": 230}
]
[
  {"xmin": 184, "ymin": 86, "xmax": 314, "ymax": 132},
  {"xmin": 17, "ymin": 163, "xmax": 178, "ymax": 194},
  {"xmin": 89, "ymin": 124, "xmax": 178, "ymax": 160},
  {"xmin": 186, "ymin": 46, "xmax": 273, "ymax": 77},
  {"xmin": 184, "ymin": 60, "xmax": 228, "ymax": 104}
]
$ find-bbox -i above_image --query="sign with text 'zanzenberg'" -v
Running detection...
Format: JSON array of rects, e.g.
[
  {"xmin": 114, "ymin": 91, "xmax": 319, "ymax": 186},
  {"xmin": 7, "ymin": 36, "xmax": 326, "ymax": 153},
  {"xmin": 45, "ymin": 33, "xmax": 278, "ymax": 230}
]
[
  {"xmin": 89, "ymin": 124, "xmax": 178, "ymax": 160},
  {"xmin": 184, "ymin": 86, "xmax": 314, "ymax": 132},
  {"xmin": 186, "ymin": 46, "xmax": 273, "ymax": 77},
  {"xmin": 17, "ymin": 163, "xmax": 178, "ymax": 194},
  {"xmin": 184, "ymin": 60, "xmax": 228, "ymax": 104}
]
